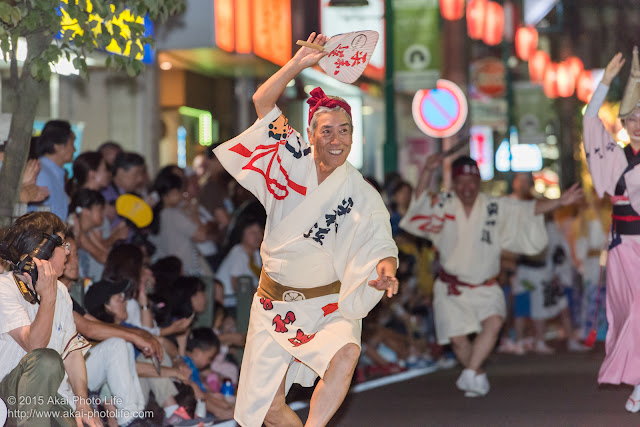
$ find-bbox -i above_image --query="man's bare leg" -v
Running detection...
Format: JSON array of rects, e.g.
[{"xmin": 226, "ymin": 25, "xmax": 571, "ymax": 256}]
[
  {"xmin": 468, "ymin": 315, "xmax": 504, "ymax": 372},
  {"xmin": 449, "ymin": 335, "xmax": 472, "ymax": 367},
  {"xmin": 264, "ymin": 373, "xmax": 303, "ymax": 427},
  {"xmin": 305, "ymin": 343, "xmax": 360, "ymax": 427}
]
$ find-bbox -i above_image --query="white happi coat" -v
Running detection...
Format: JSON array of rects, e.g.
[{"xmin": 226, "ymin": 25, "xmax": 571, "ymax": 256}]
[
  {"xmin": 400, "ymin": 191, "xmax": 548, "ymax": 343},
  {"xmin": 214, "ymin": 106, "xmax": 397, "ymax": 427}
]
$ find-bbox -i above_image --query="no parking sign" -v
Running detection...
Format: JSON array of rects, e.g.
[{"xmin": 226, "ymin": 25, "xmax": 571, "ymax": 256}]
[{"xmin": 412, "ymin": 79, "xmax": 468, "ymax": 138}]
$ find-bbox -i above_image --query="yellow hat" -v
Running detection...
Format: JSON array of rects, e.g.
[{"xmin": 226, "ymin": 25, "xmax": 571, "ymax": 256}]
[
  {"xmin": 619, "ymin": 46, "xmax": 640, "ymax": 119},
  {"xmin": 115, "ymin": 194, "xmax": 153, "ymax": 228}
]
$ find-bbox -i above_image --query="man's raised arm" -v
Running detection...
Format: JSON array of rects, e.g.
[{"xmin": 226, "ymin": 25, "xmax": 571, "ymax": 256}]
[
  {"xmin": 253, "ymin": 33, "xmax": 328, "ymax": 119},
  {"xmin": 415, "ymin": 153, "xmax": 444, "ymax": 199},
  {"xmin": 533, "ymin": 183, "xmax": 584, "ymax": 215}
]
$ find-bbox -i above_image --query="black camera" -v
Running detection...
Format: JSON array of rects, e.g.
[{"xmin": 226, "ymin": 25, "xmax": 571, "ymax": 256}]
[{"xmin": 15, "ymin": 233, "xmax": 63, "ymax": 284}]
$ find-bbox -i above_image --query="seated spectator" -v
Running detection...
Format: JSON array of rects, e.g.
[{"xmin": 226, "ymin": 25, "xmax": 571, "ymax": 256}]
[
  {"xmin": 4, "ymin": 156, "xmax": 50, "ymax": 216},
  {"xmin": 178, "ymin": 328, "xmax": 234, "ymax": 421},
  {"xmin": 84, "ymin": 279, "xmax": 207, "ymax": 426},
  {"xmin": 389, "ymin": 181, "xmax": 412, "ymax": 237},
  {"xmin": 0, "ymin": 212, "xmax": 99, "ymax": 426},
  {"xmin": 149, "ymin": 171, "xmax": 214, "ymax": 276},
  {"xmin": 69, "ymin": 189, "xmax": 110, "ymax": 282},
  {"xmin": 154, "ymin": 276, "xmax": 208, "ymax": 355},
  {"xmin": 28, "ymin": 120, "xmax": 76, "ymax": 220},
  {"xmin": 102, "ymin": 243, "xmax": 192, "ymax": 340},
  {"xmin": 68, "ymin": 152, "xmax": 128, "ymax": 281},
  {"xmin": 67, "ymin": 151, "xmax": 111, "ymax": 196},
  {"xmin": 101, "ymin": 151, "xmax": 146, "ymax": 228},
  {"xmin": 215, "ymin": 217, "xmax": 264, "ymax": 314},
  {"xmin": 151, "ymin": 256, "xmax": 183, "ymax": 297},
  {"xmin": 197, "ymin": 150, "xmax": 232, "ymax": 233},
  {"xmin": 97, "ymin": 141, "xmax": 123, "ymax": 172},
  {"xmin": 222, "ymin": 181, "xmax": 265, "ymax": 254},
  {"xmin": 157, "ymin": 276, "xmax": 208, "ymax": 322},
  {"xmin": 60, "ymin": 234, "xmax": 160, "ymax": 426}
]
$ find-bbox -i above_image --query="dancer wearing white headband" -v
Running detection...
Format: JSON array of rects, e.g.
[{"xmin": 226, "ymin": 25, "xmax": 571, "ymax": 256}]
[
  {"xmin": 401, "ymin": 154, "xmax": 582, "ymax": 397},
  {"xmin": 583, "ymin": 47, "xmax": 640, "ymax": 413}
]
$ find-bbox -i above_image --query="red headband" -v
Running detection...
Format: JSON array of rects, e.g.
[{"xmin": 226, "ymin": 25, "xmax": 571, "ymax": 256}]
[
  {"xmin": 452, "ymin": 163, "xmax": 480, "ymax": 179},
  {"xmin": 307, "ymin": 87, "xmax": 352, "ymax": 125}
]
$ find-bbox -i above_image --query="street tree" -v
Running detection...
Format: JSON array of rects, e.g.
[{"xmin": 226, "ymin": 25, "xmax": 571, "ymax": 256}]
[{"xmin": 0, "ymin": 0, "xmax": 184, "ymax": 225}]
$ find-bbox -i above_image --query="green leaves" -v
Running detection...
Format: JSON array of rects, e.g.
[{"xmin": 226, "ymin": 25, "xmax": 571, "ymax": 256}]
[
  {"xmin": 29, "ymin": 57, "xmax": 51, "ymax": 80},
  {"xmin": 0, "ymin": 3, "xmax": 23, "ymax": 26},
  {"xmin": 3, "ymin": 0, "xmax": 185, "ymax": 81}
]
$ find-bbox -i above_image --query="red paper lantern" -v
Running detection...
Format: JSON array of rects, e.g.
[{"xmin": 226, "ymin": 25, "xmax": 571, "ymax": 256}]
[
  {"xmin": 576, "ymin": 70, "xmax": 594, "ymax": 103},
  {"xmin": 565, "ymin": 56, "xmax": 584, "ymax": 80},
  {"xmin": 483, "ymin": 2, "xmax": 504, "ymax": 46},
  {"xmin": 543, "ymin": 62, "xmax": 559, "ymax": 99},
  {"xmin": 557, "ymin": 61, "xmax": 576, "ymax": 97},
  {"xmin": 515, "ymin": 26, "xmax": 538, "ymax": 60},
  {"xmin": 467, "ymin": 0, "xmax": 487, "ymax": 40},
  {"xmin": 529, "ymin": 50, "xmax": 550, "ymax": 83},
  {"xmin": 440, "ymin": 0, "xmax": 465, "ymax": 21}
]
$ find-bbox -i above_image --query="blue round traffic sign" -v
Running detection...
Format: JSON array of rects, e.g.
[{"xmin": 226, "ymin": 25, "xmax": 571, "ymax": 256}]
[{"xmin": 412, "ymin": 79, "xmax": 468, "ymax": 138}]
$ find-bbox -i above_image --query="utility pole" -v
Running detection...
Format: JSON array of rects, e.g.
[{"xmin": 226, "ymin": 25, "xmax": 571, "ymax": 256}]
[{"xmin": 383, "ymin": 0, "xmax": 397, "ymax": 175}]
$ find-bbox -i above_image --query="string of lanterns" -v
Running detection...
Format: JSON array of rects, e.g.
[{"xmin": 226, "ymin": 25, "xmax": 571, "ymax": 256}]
[{"xmin": 439, "ymin": 0, "xmax": 594, "ymax": 103}]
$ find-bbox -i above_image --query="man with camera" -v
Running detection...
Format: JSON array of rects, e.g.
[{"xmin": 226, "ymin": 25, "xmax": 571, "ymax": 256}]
[{"xmin": 0, "ymin": 212, "xmax": 101, "ymax": 426}]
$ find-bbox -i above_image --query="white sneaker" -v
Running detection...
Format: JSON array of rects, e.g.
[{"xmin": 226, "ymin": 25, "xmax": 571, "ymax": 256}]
[
  {"xmin": 456, "ymin": 369, "xmax": 476, "ymax": 392},
  {"xmin": 512, "ymin": 340, "xmax": 526, "ymax": 355},
  {"xmin": 465, "ymin": 372, "xmax": 490, "ymax": 397},
  {"xmin": 534, "ymin": 340, "xmax": 555, "ymax": 355},
  {"xmin": 522, "ymin": 337, "xmax": 535, "ymax": 352},
  {"xmin": 567, "ymin": 339, "xmax": 590, "ymax": 352},
  {"xmin": 497, "ymin": 338, "xmax": 515, "ymax": 353},
  {"xmin": 497, "ymin": 338, "xmax": 526, "ymax": 355}
]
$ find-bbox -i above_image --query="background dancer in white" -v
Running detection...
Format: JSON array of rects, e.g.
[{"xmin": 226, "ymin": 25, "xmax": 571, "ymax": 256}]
[{"xmin": 401, "ymin": 154, "xmax": 582, "ymax": 397}]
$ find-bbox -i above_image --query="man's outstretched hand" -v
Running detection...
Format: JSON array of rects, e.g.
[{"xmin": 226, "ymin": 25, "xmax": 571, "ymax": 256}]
[
  {"xmin": 559, "ymin": 183, "xmax": 584, "ymax": 207},
  {"xmin": 368, "ymin": 257, "xmax": 399, "ymax": 298}
]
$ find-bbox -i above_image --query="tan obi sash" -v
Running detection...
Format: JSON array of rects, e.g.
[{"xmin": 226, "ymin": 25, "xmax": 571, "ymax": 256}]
[{"xmin": 257, "ymin": 269, "xmax": 341, "ymax": 301}]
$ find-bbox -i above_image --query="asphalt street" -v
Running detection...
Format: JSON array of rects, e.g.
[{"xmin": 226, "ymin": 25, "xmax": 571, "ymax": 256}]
[{"xmin": 293, "ymin": 343, "xmax": 637, "ymax": 427}]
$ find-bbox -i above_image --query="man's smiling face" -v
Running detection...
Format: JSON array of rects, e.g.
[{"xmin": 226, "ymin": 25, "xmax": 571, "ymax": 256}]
[{"xmin": 308, "ymin": 110, "xmax": 353, "ymax": 175}]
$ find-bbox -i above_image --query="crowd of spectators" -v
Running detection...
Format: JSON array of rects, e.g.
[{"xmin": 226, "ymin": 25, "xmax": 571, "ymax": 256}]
[{"xmin": 0, "ymin": 118, "xmax": 608, "ymax": 426}]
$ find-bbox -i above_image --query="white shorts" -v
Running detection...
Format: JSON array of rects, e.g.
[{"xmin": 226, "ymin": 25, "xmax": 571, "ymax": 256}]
[{"xmin": 433, "ymin": 278, "xmax": 506, "ymax": 345}]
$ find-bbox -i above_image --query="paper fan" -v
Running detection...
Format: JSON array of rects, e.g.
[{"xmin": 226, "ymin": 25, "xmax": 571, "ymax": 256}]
[{"xmin": 298, "ymin": 31, "xmax": 379, "ymax": 84}]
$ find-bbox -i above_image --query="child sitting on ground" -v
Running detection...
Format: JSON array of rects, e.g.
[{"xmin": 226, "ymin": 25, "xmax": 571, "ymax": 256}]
[{"xmin": 179, "ymin": 328, "xmax": 235, "ymax": 421}]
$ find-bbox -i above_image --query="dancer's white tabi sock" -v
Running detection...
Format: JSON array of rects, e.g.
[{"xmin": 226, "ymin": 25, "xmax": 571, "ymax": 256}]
[{"xmin": 625, "ymin": 385, "xmax": 640, "ymax": 413}]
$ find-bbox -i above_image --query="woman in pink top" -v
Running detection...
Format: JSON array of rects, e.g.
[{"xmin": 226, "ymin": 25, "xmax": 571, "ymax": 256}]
[{"xmin": 583, "ymin": 48, "xmax": 640, "ymax": 412}]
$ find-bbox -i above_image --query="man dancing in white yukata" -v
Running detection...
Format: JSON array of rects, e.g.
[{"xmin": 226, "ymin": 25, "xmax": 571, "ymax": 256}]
[
  {"xmin": 400, "ymin": 154, "xmax": 582, "ymax": 397},
  {"xmin": 213, "ymin": 33, "xmax": 398, "ymax": 426}
]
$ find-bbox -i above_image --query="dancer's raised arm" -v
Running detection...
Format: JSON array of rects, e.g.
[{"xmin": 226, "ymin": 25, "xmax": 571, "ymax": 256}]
[{"xmin": 253, "ymin": 32, "xmax": 328, "ymax": 119}]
